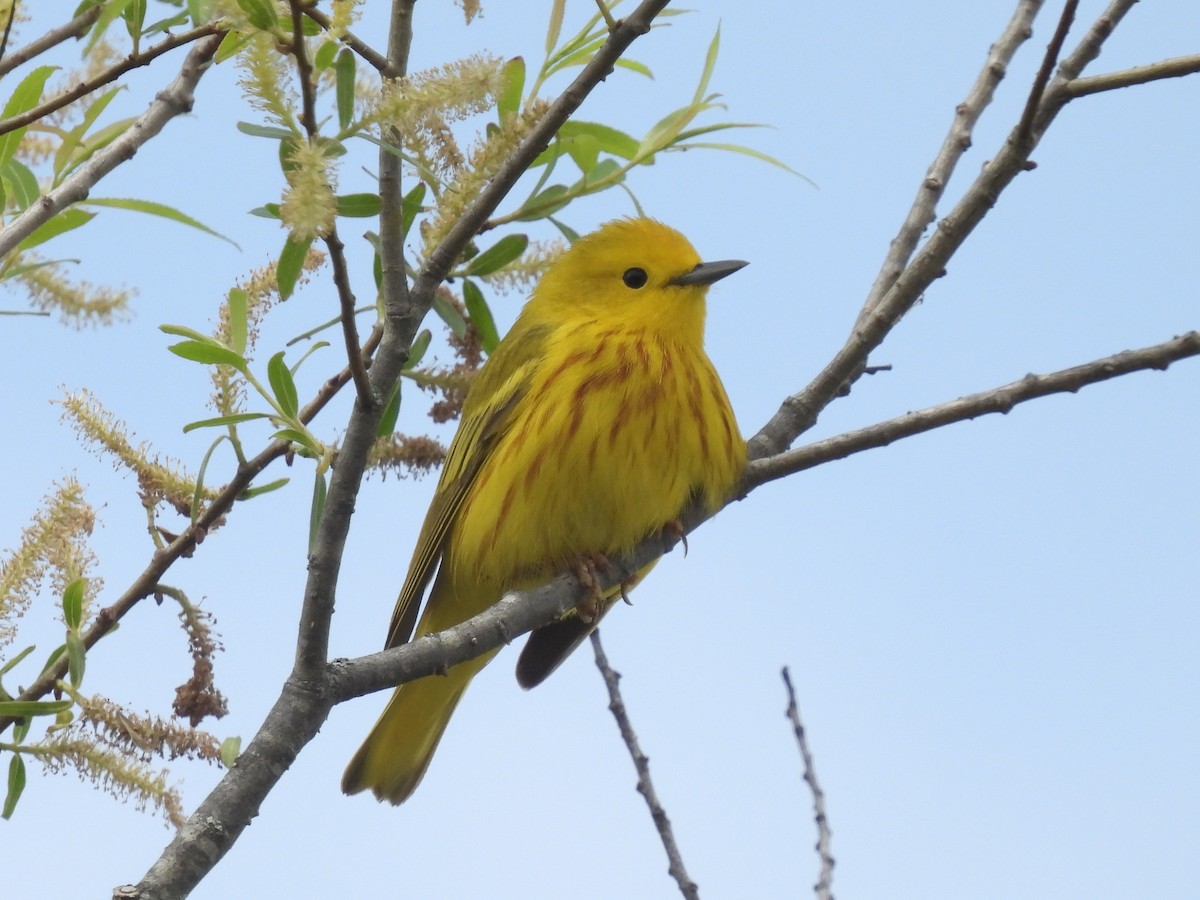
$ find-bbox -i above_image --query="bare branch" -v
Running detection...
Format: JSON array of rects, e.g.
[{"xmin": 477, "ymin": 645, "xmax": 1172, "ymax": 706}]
[
  {"xmin": 286, "ymin": 0, "xmax": 372, "ymax": 406},
  {"xmin": 860, "ymin": 0, "xmax": 1045, "ymax": 323},
  {"xmin": 592, "ymin": 631, "xmax": 700, "ymax": 900},
  {"xmin": 1016, "ymin": 0, "xmax": 1079, "ymax": 145},
  {"xmin": 1065, "ymin": 52, "xmax": 1200, "ymax": 97},
  {"xmin": 781, "ymin": 668, "xmax": 834, "ymax": 900},
  {"xmin": 0, "ymin": 34, "xmax": 223, "ymax": 258},
  {"xmin": 746, "ymin": 331, "xmax": 1200, "ymax": 490},
  {"xmin": 0, "ymin": 5, "xmax": 100, "ymax": 79},
  {"xmin": 0, "ymin": 23, "xmax": 223, "ymax": 138}
]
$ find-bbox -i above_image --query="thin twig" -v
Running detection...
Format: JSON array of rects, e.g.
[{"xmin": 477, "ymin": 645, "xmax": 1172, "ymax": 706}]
[
  {"xmin": 592, "ymin": 631, "xmax": 700, "ymax": 900},
  {"xmin": 746, "ymin": 331, "xmax": 1200, "ymax": 490},
  {"xmin": 1016, "ymin": 0, "xmax": 1078, "ymax": 145},
  {"xmin": 0, "ymin": 22, "xmax": 223, "ymax": 138},
  {"xmin": 0, "ymin": 33, "xmax": 224, "ymax": 258},
  {"xmin": 1066, "ymin": 52, "xmax": 1200, "ymax": 97},
  {"xmin": 303, "ymin": 6, "xmax": 394, "ymax": 77},
  {"xmin": 0, "ymin": 5, "xmax": 100, "ymax": 78},
  {"xmin": 859, "ymin": 0, "xmax": 1045, "ymax": 324},
  {"xmin": 781, "ymin": 668, "xmax": 834, "ymax": 900},
  {"xmin": 286, "ymin": 0, "xmax": 372, "ymax": 406}
]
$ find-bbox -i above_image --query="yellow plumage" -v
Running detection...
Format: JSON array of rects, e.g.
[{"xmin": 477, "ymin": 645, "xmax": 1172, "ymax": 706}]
[{"xmin": 342, "ymin": 218, "xmax": 747, "ymax": 804}]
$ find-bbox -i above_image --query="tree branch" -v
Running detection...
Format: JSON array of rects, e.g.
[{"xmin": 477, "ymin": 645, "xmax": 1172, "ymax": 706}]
[
  {"xmin": 0, "ymin": 5, "xmax": 100, "ymax": 79},
  {"xmin": 1016, "ymin": 0, "xmax": 1078, "ymax": 146},
  {"xmin": 302, "ymin": 7, "xmax": 394, "ymax": 77},
  {"xmin": 781, "ymin": 668, "xmax": 834, "ymax": 900},
  {"xmin": 0, "ymin": 23, "xmax": 223, "ymax": 138},
  {"xmin": 0, "ymin": 33, "xmax": 223, "ymax": 258},
  {"xmin": 1065, "ymin": 52, "xmax": 1200, "ymax": 97},
  {"xmin": 745, "ymin": 331, "xmax": 1200, "ymax": 490},
  {"xmin": 591, "ymin": 631, "xmax": 700, "ymax": 900}
]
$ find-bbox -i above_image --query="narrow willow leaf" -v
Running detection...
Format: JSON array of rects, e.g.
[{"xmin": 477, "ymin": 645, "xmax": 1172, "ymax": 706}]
[
  {"xmin": 182, "ymin": 413, "xmax": 269, "ymax": 434},
  {"xmin": 123, "ymin": 0, "xmax": 147, "ymax": 51},
  {"xmin": 335, "ymin": 48, "xmax": 356, "ymax": 131},
  {"xmin": 2, "ymin": 160, "xmax": 38, "ymax": 211},
  {"xmin": 83, "ymin": 197, "xmax": 238, "ymax": 247},
  {"xmin": 66, "ymin": 632, "xmax": 86, "ymax": 688},
  {"xmin": 16, "ymin": 208, "xmax": 94, "ymax": 252},
  {"xmin": 558, "ymin": 121, "xmax": 640, "ymax": 160},
  {"xmin": 377, "ymin": 383, "xmax": 401, "ymax": 437},
  {"xmin": 404, "ymin": 329, "xmax": 432, "ymax": 370},
  {"xmin": 236, "ymin": 0, "xmax": 277, "ymax": 31},
  {"xmin": 464, "ymin": 234, "xmax": 528, "ymax": 276},
  {"xmin": 62, "ymin": 578, "xmax": 86, "ymax": 631},
  {"xmin": 0, "ymin": 645, "xmax": 35, "ymax": 677},
  {"xmin": 237, "ymin": 477, "xmax": 289, "ymax": 500},
  {"xmin": 498, "ymin": 56, "xmax": 525, "ymax": 122},
  {"xmin": 192, "ymin": 434, "xmax": 228, "ymax": 523},
  {"xmin": 0, "ymin": 699, "xmax": 72, "ymax": 717},
  {"xmin": 548, "ymin": 216, "xmax": 580, "ymax": 242},
  {"xmin": 249, "ymin": 203, "xmax": 282, "ymax": 219},
  {"xmin": 228, "ymin": 288, "xmax": 248, "ymax": 354},
  {"xmin": 0, "ymin": 66, "xmax": 59, "ymax": 169},
  {"xmin": 267, "ymin": 351, "xmax": 299, "ymax": 418},
  {"xmin": 402, "ymin": 183, "xmax": 426, "ymax": 237},
  {"xmin": 85, "ymin": 0, "xmax": 136, "ymax": 56},
  {"xmin": 313, "ymin": 41, "xmax": 338, "ymax": 71},
  {"xmin": 219, "ymin": 736, "xmax": 242, "ymax": 768},
  {"xmin": 308, "ymin": 470, "xmax": 327, "ymax": 554},
  {"xmin": 53, "ymin": 87, "xmax": 121, "ymax": 180},
  {"xmin": 462, "ymin": 280, "xmax": 500, "ymax": 354},
  {"xmin": 168, "ymin": 340, "xmax": 250, "ymax": 372},
  {"xmin": 237, "ymin": 121, "xmax": 294, "ymax": 140},
  {"xmin": 677, "ymin": 141, "xmax": 807, "ymax": 179},
  {"xmin": 694, "ymin": 27, "xmax": 721, "ymax": 107},
  {"xmin": 544, "ymin": 0, "xmax": 565, "ymax": 53},
  {"xmin": 277, "ymin": 236, "xmax": 312, "ymax": 300},
  {"xmin": 432, "ymin": 292, "xmax": 467, "ymax": 339},
  {"xmin": 160, "ymin": 323, "xmax": 222, "ymax": 343},
  {"xmin": 512, "ymin": 184, "xmax": 570, "ymax": 221},
  {"xmin": 2, "ymin": 755, "xmax": 26, "ymax": 820},
  {"xmin": 336, "ymin": 193, "xmax": 381, "ymax": 217},
  {"xmin": 273, "ymin": 428, "xmax": 320, "ymax": 457},
  {"xmin": 582, "ymin": 158, "xmax": 623, "ymax": 187},
  {"xmin": 614, "ymin": 57, "xmax": 653, "ymax": 79},
  {"xmin": 215, "ymin": 30, "xmax": 252, "ymax": 62}
]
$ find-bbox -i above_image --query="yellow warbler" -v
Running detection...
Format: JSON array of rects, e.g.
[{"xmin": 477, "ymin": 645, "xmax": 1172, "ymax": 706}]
[{"xmin": 342, "ymin": 218, "xmax": 747, "ymax": 804}]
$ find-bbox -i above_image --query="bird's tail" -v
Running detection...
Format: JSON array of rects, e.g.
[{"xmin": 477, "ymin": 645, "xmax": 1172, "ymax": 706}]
[{"xmin": 342, "ymin": 651, "xmax": 494, "ymax": 804}]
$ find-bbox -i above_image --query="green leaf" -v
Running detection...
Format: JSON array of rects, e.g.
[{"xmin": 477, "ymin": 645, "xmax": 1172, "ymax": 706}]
[
  {"xmin": 335, "ymin": 48, "xmax": 356, "ymax": 131},
  {"xmin": 249, "ymin": 203, "xmax": 281, "ymax": 219},
  {"xmin": 432, "ymin": 292, "xmax": 467, "ymax": 339},
  {"xmin": 145, "ymin": 9, "xmax": 190, "ymax": 35},
  {"xmin": 168, "ymin": 340, "xmax": 250, "ymax": 372},
  {"xmin": 160, "ymin": 323, "xmax": 222, "ymax": 343},
  {"xmin": 377, "ymin": 382, "xmax": 401, "ymax": 437},
  {"xmin": 53, "ymin": 87, "xmax": 121, "ymax": 181},
  {"xmin": 0, "ymin": 645, "xmax": 35, "ymax": 677},
  {"xmin": 402, "ymin": 182, "xmax": 425, "ymax": 238},
  {"xmin": 273, "ymin": 428, "xmax": 320, "ymax": 457},
  {"xmin": 614, "ymin": 57, "xmax": 653, "ymax": 79},
  {"xmin": 83, "ymin": 197, "xmax": 238, "ymax": 248},
  {"xmin": 464, "ymin": 234, "xmax": 528, "ymax": 276},
  {"xmin": 498, "ymin": 56, "xmax": 525, "ymax": 122},
  {"xmin": 0, "ymin": 66, "xmax": 59, "ymax": 166},
  {"xmin": 512, "ymin": 184, "xmax": 570, "ymax": 222},
  {"xmin": 58, "ymin": 116, "xmax": 137, "ymax": 179},
  {"xmin": 66, "ymin": 632, "xmax": 86, "ymax": 688},
  {"xmin": 236, "ymin": 0, "xmax": 277, "ymax": 31},
  {"xmin": 676, "ymin": 141, "xmax": 807, "ymax": 179},
  {"xmin": 62, "ymin": 578, "xmax": 86, "ymax": 631},
  {"xmin": 557, "ymin": 121, "xmax": 640, "ymax": 161},
  {"xmin": 548, "ymin": 216, "xmax": 579, "ymax": 242},
  {"xmin": 313, "ymin": 41, "xmax": 338, "ymax": 71},
  {"xmin": 85, "ymin": 0, "xmax": 135, "ymax": 56},
  {"xmin": 462, "ymin": 280, "xmax": 500, "ymax": 354},
  {"xmin": 219, "ymin": 736, "xmax": 242, "ymax": 768},
  {"xmin": 308, "ymin": 469, "xmax": 327, "ymax": 554},
  {"xmin": 17, "ymin": 208, "xmax": 95, "ymax": 252},
  {"xmin": 404, "ymin": 329, "xmax": 431, "ymax": 370},
  {"xmin": 182, "ymin": 412, "xmax": 270, "ymax": 433},
  {"xmin": 336, "ymin": 193, "xmax": 381, "ymax": 217},
  {"xmin": 267, "ymin": 352, "xmax": 299, "ymax": 418},
  {"xmin": 215, "ymin": 30, "xmax": 252, "ymax": 63},
  {"xmin": 278, "ymin": 236, "xmax": 311, "ymax": 300},
  {"xmin": 228, "ymin": 288, "xmax": 248, "ymax": 354},
  {"xmin": 694, "ymin": 26, "xmax": 721, "ymax": 107},
  {"xmin": 3, "ymin": 755, "xmax": 26, "ymax": 820},
  {"xmin": 544, "ymin": 0, "xmax": 565, "ymax": 53},
  {"xmin": 2, "ymin": 159, "xmax": 40, "ymax": 211},
  {"xmin": 582, "ymin": 157, "xmax": 623, "ymax": 188},
  {"xmin": 237, "ymin": 121, "xmax": 295, "ymax": 140},
  {"xmin": 237, "ymin": 477, "xmax": 289, "ymax": 500},
  {"xmin": 123, "ymin": 0, "xmax": 147, "ymax": 51},
  {"xmin": 0, "ymin": 699, "xmax": 72, "ymax": 717}
]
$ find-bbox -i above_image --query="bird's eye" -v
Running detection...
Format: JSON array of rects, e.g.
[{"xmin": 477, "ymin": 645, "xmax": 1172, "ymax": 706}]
[{"xmin": 622, "ymin": 267, "xmax": 648, "ymax": 289}]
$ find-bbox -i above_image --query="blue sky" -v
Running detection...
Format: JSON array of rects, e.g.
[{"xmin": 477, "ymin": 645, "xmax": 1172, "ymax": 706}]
[{"xmin": 3, "ymin": 2, "xmax": 1198, "ymax": 898}]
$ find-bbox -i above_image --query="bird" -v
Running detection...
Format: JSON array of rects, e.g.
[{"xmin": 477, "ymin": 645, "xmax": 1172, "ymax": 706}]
[{"xmin": 342, "ymin": 217, "xmax": 748, "ymax": 804}]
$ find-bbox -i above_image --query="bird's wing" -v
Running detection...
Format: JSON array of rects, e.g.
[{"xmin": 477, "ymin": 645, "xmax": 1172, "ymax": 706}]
[{"xmin": 384, "ymin": 322, "xmax": 551, "ymax": 649}]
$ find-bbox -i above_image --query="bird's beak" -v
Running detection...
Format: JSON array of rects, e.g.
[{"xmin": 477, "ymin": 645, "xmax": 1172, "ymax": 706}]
[{"xmin": 668, "ymin": 259, "xmax": 749, "ymax": 287}]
